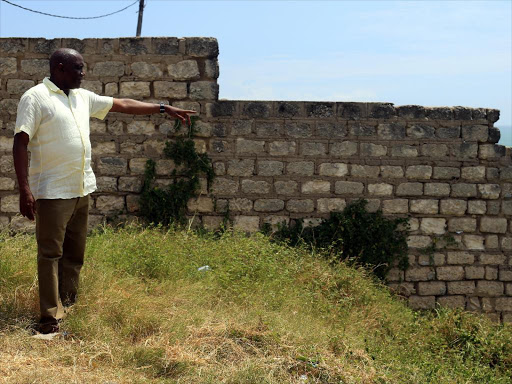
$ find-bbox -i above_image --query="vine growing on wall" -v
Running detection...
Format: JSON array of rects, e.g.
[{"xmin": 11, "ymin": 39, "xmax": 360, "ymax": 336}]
[{"xmin": 139, "ymin": 117, "xmax": 214, "ymax": 225}]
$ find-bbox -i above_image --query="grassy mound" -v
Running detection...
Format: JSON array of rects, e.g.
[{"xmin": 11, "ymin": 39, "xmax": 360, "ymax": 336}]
[{"xmin": 1, "ymin": 225, "xmax": 511, "ymax": 383}]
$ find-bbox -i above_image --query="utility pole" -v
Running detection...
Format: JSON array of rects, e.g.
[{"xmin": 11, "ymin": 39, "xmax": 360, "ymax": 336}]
[{"xmin": 136, "ymin": 0, "xmax": 144, "ymax": 37}]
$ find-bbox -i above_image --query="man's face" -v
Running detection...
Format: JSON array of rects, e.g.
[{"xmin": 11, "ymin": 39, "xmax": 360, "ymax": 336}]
[{"xmin": 60, "ymin": 54, "xmax": 85, "ymax": 90}]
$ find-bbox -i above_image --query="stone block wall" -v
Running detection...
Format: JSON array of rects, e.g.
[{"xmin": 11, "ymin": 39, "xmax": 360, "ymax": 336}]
[
  {"xmin": 203, "ymin": 101, "xmax": 512, "ymax": 321},
  {"xmin": 1, "ymin": 38, "xmax": 511, "ymax": 321}
]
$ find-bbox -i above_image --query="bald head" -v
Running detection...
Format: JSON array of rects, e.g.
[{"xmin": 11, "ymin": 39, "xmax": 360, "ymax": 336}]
[
  {"xmin": 50, "ymin": 48, "xmax": 82, "ymax": 73},
  {"xmin": 49, "ymin": 48, "xmax": 85, "ymax": 92}
]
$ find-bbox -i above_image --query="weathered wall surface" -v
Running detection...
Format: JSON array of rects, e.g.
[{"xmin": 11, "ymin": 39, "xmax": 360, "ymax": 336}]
[{"xmin": 1, "ymin": 37, "xmax": 512, "ymax": 321}]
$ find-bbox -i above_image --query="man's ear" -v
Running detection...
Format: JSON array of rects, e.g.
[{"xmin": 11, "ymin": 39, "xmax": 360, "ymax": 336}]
[{"xmin": 57, "ymin": 62, "xmax": 65, "ymax": 72}]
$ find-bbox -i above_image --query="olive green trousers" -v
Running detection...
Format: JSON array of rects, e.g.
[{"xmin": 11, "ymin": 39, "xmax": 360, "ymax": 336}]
[{"xmin": 36, "ymin": 195, "xmax": 89, "ymax": 325}]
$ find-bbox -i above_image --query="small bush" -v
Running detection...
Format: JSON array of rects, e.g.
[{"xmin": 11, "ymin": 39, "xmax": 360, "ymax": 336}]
[
  {"xmin": 139, "ymin": 117, "xmax": 214, "ymax": 225},
  {"xmin": 270, "ymin": 199, "xmax": 409, "ymax": 279}
]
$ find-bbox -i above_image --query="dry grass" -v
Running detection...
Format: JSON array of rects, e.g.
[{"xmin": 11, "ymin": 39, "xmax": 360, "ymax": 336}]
[{"xmin": 1, "ymin": 225, "xmax": 511, "ymax": 383}]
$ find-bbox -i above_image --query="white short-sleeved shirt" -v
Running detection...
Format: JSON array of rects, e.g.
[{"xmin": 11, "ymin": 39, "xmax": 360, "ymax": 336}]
[{"xmin": 14, "ymin": 77, "xmax": 113, "ymax": 200}]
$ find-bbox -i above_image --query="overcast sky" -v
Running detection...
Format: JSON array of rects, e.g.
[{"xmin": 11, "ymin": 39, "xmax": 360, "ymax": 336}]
[{"xmin": 1, "ymin": 0, "xmax": 511, "ymax": 144}]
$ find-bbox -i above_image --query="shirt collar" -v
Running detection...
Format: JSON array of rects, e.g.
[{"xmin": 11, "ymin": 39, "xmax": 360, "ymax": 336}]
[
  {"xmin": 43, "ymin": 77, "xmax": 76, "ymax": 95},
  {"xmin": 43, "ymin": 77, "xmax": 61, "ymax": 92}
]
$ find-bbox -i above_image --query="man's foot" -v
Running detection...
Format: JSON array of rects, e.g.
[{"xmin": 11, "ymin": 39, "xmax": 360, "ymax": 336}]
[{"xmin": 38, "ymin": 322, "xmax": 60, "ymax": 334}]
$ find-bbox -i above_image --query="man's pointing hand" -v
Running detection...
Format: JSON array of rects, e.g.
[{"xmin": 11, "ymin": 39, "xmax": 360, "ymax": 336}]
[{"xmin": 165, "ymin": 105, "xmax": 196, "ymax": 127}]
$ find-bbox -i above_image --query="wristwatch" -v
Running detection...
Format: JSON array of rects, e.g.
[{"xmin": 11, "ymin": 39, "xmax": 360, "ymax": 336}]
[{"xmin": 159, "ymin": 102, "xmax": 165, "ymax": 114}]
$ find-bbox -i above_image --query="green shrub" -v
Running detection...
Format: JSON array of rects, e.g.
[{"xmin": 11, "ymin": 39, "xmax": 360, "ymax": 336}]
[
  {"xmin": 270, "ymin": 199, "xmax": 409, "ymax": 279},
  {"xmin": 139, "ymin": 117, "xmax": 214, "ymax": 225}
]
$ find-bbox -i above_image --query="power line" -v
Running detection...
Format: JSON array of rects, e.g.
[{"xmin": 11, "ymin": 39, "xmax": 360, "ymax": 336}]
[{"xmin": 0, "ymin": 0, "xmax": 139, "ymax": 20}]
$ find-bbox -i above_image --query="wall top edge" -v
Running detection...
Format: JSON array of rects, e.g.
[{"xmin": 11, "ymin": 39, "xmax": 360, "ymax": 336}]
[
  {"xmin": 0, "ymin": 37, "xmax": 219, "ymax": 57},
  {"xmin": 0, "ymin": 37, "xmax": 217, "ymax": 41},
  {"xmin": 208, "ymin": 100, "xmax": 500, "ymax": 123}
]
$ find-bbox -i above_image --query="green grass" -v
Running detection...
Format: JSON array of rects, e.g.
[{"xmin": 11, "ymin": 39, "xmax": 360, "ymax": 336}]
[{"xmin": 0, "ymin": 224, "xmax": 511, "ymax": 383}]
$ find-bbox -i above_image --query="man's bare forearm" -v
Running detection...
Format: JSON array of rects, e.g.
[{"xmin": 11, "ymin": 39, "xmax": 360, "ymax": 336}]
[
  {"xmin": 110, "ymin": 98, "xmax": 196, "ymax": 126},
  {"xmin": 110, "ymin": 99, "xmax": 161, "ymax": 115},
  {"xmin": 13, "ymin": 133, "xmax": 30, "ymax": 192},
  {"xmin": 13, "ymin": 132, "xmax": 36, "ymax": 220}
]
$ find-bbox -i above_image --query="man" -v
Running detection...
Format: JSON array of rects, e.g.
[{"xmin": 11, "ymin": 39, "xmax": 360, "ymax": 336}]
[{"xmin": 13, "ymin": 48, "xmax": 195, "ymax": 334}]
